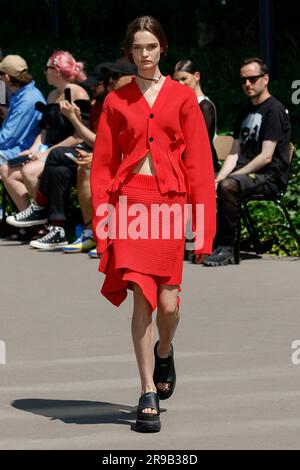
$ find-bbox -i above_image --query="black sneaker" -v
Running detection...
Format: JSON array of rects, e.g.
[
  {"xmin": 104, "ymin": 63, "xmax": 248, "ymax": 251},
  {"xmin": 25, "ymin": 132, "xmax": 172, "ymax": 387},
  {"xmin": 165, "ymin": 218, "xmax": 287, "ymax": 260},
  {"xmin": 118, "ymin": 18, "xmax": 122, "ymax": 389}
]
[
  {"xmin": 29, "ymin": 225, "xmax": 68, "ymax": 250},
  {"xmin": 6, "ymin": 202, "xmax": 48, "ymax": 227},
  {"xmin": 203, "ymin": 245, "xmax": 235, "ymax": 267}
]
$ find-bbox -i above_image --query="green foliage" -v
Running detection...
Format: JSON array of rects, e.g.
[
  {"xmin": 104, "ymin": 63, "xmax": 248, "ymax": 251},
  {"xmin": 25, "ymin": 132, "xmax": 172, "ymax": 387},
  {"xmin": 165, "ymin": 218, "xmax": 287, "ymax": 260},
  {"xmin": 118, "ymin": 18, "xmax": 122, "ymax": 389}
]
[{"xmin": 240, "ymin": 147, "xmax": 300, "ymax": 256}]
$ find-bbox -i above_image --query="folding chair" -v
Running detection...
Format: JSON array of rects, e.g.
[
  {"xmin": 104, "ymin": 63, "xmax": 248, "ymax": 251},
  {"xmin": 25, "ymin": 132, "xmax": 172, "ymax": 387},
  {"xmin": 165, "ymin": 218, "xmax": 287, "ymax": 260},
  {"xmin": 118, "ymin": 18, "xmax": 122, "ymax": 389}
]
[{"xmin": 214, "ymin": 135, "xmax": 234, "ymax": 163}]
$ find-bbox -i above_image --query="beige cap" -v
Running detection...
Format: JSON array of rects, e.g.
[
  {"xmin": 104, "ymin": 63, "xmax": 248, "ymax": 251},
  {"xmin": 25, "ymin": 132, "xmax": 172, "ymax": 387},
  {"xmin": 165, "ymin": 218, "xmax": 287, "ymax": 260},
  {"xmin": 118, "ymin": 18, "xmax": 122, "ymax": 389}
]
[{"xmin": 0, "ymin": 55, "xmax": 28, "ymax": 77}]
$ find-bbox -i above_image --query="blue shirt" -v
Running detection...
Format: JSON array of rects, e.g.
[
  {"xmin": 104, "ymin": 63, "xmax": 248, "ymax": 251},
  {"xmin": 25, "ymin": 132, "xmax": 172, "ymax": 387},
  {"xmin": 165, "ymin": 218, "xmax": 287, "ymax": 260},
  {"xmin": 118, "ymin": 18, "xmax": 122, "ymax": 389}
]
[{"xmin": 0, "ymin": 80, "xmax": 46, "ymax": 159}]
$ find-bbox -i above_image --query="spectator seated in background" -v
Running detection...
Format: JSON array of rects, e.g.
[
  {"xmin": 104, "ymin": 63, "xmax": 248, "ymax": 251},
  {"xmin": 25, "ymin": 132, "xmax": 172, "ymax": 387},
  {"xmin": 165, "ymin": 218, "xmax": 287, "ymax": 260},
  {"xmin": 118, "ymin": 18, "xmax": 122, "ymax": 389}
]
[
  {"xmin": 173, "ymin": 58, "xmax": 218, "ymax": 262},
  {"xmin": 203, "ymin": 57, "xmax": 291, "ymax": 267},
  {"xmin": 61, "ymin": 59, "xmax": 137, "ymax": 257},
  {"xmin": 6, "ymin": 59, "xmax": 137, "ymax": 254},
  {"xmin": 173, "ymin": 59, "xmax": 219, "ymax": 172},
  {"xmin": 57, "ymin": 62, "xmax": 113, "ymax": 255},
  {"xmin": 5, "ymin": 61, "xmax": 110, "ymax": 251},
  {"xmin": 0, "ymin": 55, "xmax": 46, "ymax": 166},
  {"xmin": 0, "ymin": 50, "xmax": 89, "ymax": 222}
]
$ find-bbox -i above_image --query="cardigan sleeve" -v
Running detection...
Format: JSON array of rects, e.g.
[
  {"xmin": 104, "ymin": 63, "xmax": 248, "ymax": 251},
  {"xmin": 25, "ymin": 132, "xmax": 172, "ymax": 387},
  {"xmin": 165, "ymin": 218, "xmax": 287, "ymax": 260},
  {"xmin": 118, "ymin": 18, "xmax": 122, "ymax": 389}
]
[
  {"xmin": 91, "ymin": 97, "xmax": 122, "ymax": 254},
  {"xmin": 180, "ymin": 93, "xmax": 216, "ymax": 254}
]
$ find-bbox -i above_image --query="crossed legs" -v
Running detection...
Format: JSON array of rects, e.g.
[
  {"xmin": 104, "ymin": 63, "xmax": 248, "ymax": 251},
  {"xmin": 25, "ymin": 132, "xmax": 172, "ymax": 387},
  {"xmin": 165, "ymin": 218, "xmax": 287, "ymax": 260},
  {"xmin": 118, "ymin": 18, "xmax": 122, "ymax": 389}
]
[
  {"xmin": 0, "ymin": 160, "xmax": 45, "ymax": 211},
  {"xmin": 0, "ymin": 164, "xmax": 30, "ymax": 211}
]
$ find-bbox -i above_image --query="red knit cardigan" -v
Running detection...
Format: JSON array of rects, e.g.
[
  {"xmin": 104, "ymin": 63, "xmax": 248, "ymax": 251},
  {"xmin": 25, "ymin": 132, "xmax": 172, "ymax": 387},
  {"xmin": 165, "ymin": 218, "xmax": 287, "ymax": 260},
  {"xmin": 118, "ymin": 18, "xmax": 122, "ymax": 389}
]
[{"xmin": 91, "ymin": 76, "xmax": 216, "ymax": 255}]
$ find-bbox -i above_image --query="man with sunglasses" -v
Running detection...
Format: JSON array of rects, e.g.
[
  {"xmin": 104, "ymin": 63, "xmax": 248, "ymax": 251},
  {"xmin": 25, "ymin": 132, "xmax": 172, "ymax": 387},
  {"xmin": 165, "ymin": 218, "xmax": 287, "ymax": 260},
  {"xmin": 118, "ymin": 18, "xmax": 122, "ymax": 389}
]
[{"xmin": 203, "ymin": 57, "xmax": 291, "ymax": 266}]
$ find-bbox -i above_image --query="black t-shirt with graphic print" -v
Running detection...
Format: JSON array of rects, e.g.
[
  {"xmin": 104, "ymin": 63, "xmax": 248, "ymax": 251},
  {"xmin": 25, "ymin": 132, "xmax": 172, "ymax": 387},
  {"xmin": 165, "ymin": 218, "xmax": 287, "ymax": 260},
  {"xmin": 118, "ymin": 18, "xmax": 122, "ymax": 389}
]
[{"xmin": 233, "ymin": 96, "xmax": 291, "ymax": 188}]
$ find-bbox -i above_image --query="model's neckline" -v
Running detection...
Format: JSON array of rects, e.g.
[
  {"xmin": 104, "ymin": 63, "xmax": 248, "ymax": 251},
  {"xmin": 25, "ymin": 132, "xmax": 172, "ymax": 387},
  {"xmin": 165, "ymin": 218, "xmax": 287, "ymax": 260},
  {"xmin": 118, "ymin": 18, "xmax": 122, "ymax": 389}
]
[{"xmin": 133, "ymin": 75, "xmax": 170, "ymax": 110}]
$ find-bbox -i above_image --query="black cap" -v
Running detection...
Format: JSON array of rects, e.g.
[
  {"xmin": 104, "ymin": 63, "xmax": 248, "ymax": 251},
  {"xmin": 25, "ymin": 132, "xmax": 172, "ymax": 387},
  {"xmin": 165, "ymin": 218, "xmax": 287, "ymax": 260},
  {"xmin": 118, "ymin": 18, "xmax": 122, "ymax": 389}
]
[
  {"xmin": 102, "ymin": 59, "xmax": 137, "ymax": 76},
  {"xmin": 81, "ymin": 62, "xmax": 114, "ymax": 87}
]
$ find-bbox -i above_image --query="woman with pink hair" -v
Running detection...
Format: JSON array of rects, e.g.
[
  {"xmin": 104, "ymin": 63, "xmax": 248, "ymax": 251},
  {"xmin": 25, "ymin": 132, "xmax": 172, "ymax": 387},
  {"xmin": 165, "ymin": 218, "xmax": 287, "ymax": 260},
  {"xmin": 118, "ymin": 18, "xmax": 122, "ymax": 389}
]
[
  {"xmin": 46, "ymin": 50, "xmax": 87, "ymax": 83},
  {"xmin": 0, "ymin": 50, "xmax": 89, "ymax": 215}
]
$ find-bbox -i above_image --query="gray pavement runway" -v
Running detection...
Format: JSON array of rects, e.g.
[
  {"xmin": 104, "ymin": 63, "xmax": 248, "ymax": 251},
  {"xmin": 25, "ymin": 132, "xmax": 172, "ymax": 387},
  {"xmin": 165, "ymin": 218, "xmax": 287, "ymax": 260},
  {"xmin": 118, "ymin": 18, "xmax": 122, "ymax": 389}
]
[{"xmin": 0, "ymin": 239, "xmax": 300, "ymax": 450}]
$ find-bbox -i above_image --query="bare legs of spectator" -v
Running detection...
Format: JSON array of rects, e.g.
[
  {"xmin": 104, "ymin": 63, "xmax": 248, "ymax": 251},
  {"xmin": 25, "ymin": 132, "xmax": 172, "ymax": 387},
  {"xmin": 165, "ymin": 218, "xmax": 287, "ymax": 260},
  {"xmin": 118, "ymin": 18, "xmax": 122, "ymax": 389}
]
[
  {"xmin": 21, "ymin": 160, "xmax": 45, "ymax": 199},
  {"xmin": 0, "ymin": 163, "xmax": 30, "ymax": 211}
]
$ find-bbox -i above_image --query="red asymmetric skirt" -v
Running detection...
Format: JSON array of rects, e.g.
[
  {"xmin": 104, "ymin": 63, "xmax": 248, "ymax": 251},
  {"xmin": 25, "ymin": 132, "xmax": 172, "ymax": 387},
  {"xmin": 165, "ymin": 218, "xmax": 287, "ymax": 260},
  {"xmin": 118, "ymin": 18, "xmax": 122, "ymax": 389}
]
[{"xmin": 98, "ymin": 173, "xmax": 187, "ymax": 313}]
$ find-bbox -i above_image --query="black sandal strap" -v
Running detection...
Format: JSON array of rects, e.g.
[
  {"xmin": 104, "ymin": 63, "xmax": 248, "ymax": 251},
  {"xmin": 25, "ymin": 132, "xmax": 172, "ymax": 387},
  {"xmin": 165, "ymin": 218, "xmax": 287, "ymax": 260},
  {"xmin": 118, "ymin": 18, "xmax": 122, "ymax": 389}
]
[
  {"xmin": 137, "ymin": 392, "xmax": 160, "ymax": 415},
  {"xmin": 153, "ymin": 341, "xmax": 176, "ymax": 400},
  {"xmin": 154, "ymin": 342, "xmax": 175, "ymax": 382}
]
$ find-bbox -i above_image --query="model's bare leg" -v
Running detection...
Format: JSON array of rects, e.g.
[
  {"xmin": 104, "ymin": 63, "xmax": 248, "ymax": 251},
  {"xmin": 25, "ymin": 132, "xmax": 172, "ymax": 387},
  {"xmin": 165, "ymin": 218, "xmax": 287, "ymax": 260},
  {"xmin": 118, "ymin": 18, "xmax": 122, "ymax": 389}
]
[
  {"xmin": 77, "ymin": 167, "xmax": 92, "ymax": 226},
  {"xmin": 131, "ymin": 283, "xmax": 157, "ymax": 414},
  {"xmin": 156, "ymin": 285, "xmax": 180, "ymax": 392},
  {"xmin": 0, "ymin": 163, "xmax": 30, "ymax": 210},
  {"xmin": 21, "ymin": 160, "xmax": 45, "ymax": 198}
]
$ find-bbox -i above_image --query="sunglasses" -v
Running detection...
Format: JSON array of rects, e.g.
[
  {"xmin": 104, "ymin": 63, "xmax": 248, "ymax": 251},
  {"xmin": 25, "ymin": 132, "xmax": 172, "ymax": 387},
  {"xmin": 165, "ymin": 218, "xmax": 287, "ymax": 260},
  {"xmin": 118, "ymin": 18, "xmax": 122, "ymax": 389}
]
[
  {"xmin": 44, "ymin": 65, "xmax": 56, "ymax": 72},
  {"xmin": 240, "ymin": 74, "xmax": 265, "ymax": 85}
]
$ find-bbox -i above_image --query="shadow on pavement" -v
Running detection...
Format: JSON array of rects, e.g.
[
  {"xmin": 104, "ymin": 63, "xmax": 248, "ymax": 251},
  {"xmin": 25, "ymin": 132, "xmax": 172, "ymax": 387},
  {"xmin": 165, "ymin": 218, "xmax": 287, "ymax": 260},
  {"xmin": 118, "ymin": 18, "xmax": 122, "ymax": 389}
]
[{"xmin": 11, "ymin": 398, "xmax": 138, "ymax": 427}]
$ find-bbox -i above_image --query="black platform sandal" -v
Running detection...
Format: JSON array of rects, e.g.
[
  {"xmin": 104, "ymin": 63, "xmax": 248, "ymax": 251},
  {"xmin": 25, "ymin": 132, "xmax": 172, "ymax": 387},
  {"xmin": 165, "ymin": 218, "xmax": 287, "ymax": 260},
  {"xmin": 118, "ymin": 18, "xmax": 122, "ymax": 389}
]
[
  {"xmin": 135, "ymin": 392, "xmax": 161, "ymax": 433},
  {"xmin": 153, "ymin": 341, "xmax": 176, "ymax": 400}
]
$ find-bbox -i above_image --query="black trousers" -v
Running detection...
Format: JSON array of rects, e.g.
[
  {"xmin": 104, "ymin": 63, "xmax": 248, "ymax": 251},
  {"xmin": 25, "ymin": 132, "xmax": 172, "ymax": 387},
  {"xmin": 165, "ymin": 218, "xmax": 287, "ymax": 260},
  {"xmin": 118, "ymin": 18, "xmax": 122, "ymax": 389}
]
[
  {"xmin": 39, "ymin": 146, "xmax": 77, "ymax": 221},
  {"xmin": 216, "ymin": 172, "xmax": 281, "ymax": 246}
]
